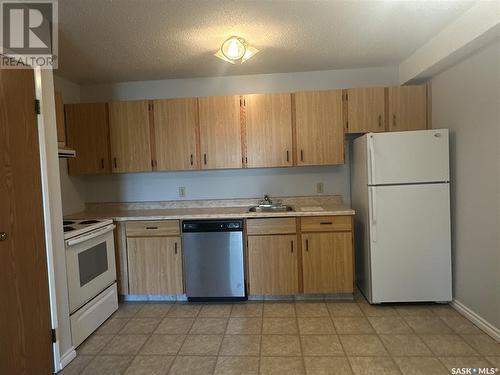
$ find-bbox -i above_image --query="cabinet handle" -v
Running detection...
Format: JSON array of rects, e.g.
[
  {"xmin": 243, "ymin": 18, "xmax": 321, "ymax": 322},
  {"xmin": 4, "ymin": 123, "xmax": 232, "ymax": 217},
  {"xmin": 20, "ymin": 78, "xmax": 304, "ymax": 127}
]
[
  {"xmin": 300, "ymin": 149, "xmax": 304, "ymax": 162},
  {"xmin": 286, "ymin": 150, "xmax": 289, "ymax": 162},
  {"xmin": 146, "ymin": 226, "xmax": 158, "ymax": 230},
  {"xmin": 204, "ymin": 153, "xmax": 207, "ymax": 165},
  {"xmin": 320, "ymin": 222, "xmax": 333, "ymax": 225},
  {"xmin": 100, "ymin": 158, "xmax": 104, "ymax": 169},
  {"xmin": 305, "ymin": 239, "xmax": 309, "ymax": 252},
  {"xmin": 190, "ymin": 154, "xmax": 193, "ymax": 166},
  {"xmin": 378, "ymin": 114, "xmax": 382, "ymax": 127},
  {"xmin": 174, "ymin": 242, "xmax": 178, "ymax": 254},
  {"xmin": 113, "ymin": 157, "xmax": 117, "ymax": 169},
  {"xmin": 290, "ymin": 240, "xmax": 294, "ymax": 253},
  {"xmin": 393, "ymin": 114, "xmax": 397, "ymax": 127},
  {"xmin": 0, "ymin": 232, "xmax": 7, "ymax": 241}
]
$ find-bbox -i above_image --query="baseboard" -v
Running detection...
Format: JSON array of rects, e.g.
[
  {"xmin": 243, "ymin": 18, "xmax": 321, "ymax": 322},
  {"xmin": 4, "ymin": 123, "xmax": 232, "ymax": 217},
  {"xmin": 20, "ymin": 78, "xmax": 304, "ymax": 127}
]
[
  {"xmin": 451, "ymin": 299, "xmax": 500, "ymax": 342},
  {"xmin": 59, "ymin": 347, "xmax": 77, "ymax": 372}
]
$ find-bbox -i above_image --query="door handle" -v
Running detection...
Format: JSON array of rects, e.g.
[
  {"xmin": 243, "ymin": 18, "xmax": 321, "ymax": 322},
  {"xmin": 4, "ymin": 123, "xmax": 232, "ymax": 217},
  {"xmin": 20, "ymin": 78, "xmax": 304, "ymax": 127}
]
[
  {"xmin": 286, "ymin": 150, "xmax": 289, "ymax": 162},
  {"xmin": 0, "ymin": 232, "xmax": 7, "ymax": 241},
  {"xmin": 190, "ymin": 154, "xmax": 193, "ymax": 166},
  {"xmin": 204, "ymin": 154, "xmax": 207, "ymax": 165},
  {"xmin": 300, "ymin": 149, "xmax": 304, "ymax": 162}
]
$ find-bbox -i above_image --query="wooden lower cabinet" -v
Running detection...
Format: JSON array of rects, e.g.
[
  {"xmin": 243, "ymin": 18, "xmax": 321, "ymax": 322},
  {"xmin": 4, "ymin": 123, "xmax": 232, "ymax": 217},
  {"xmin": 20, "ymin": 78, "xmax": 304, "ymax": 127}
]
[
  {"xmin": 127, "ymin": 236, "xmax": 183, "ymax": 295},
  {"xmin": 302, "ymin": 232, "xmax": 353, "ymax": 293},
  {"xmin": 248, "ymin": 235, "xmax": 298, "ymax": 295}
]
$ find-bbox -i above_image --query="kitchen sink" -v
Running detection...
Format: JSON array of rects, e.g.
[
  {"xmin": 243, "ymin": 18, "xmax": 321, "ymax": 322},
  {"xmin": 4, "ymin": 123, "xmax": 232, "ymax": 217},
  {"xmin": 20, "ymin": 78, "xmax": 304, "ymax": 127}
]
[{"xmin": 247, "ymin": 205, "xmax": 294, "ymax": 213}]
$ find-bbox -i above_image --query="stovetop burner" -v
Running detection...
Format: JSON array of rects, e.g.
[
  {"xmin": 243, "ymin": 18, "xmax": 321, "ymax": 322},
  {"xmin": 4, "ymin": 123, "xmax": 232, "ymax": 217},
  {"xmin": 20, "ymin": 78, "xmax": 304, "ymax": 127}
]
[
  {"xmin": 63, "ymin": 226, "xmax": 75, "ymax": 232},
  {"xmin": 79, "ymin": 220, "xmax": 100, "ymax": 225},
  {"xmin": 63, "ymin": 220, "xmax": 75, "ymax": 225}
]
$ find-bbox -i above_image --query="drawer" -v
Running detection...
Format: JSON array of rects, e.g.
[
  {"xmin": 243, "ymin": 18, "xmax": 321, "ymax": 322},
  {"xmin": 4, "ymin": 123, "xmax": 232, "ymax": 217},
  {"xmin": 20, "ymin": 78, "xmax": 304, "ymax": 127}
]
[
  {"xmin": 301, "ymin": 216, "xmax": 352, "ymax": 232},
  {"xmin": 247, "ymin": 218, "xmax": 297, "ymax": 235},
  {"xmin": 126, "ymin": 220, "xmax": 180, "ymax": 237}
]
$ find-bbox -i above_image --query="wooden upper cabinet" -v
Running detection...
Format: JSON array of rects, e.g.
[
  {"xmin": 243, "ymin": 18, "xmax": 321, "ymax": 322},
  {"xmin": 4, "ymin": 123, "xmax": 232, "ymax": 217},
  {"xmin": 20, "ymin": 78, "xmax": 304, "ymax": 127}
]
[
  {"xmin": 302, "ymin": 232, "xmax": 353, "ymax": 293},
  {"xmin": 294, "ymin": 90, "xmax": 344, "ymax": 165},
  {"xmin": 198, "ymin": 95, "xmax": 242, "ymax": 169},
  {"xmin": 244, "ymin": 93, "xmax": 293, "ymax": 168},
  {"xmin": 388, "ymin": 85, "xmax": 428, "ymax": 132},
  {"xmin": 153, "ymin": 98, "xmax": 199, "ymax": 171},
  {"xmin": 347, "ymin": 87, "xmax": 385, "ymax": 133},
  {"xmin": 54, "ymin": 91, "xmax": 66, "ymax": 144},
  {"xmin": 108, "ymin": 100, "xmax": 152, "ymax": 173},
  {"xmin": 65, "ymin": 103, "xmax": 111, "ymax": 175}
]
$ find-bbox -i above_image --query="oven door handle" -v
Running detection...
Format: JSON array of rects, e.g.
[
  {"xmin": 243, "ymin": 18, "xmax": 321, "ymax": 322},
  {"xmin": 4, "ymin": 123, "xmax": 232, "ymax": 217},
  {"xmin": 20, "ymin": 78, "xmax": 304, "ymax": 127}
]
[{"xmin": 65, "ymin": 224, "xmax": 116, "ymax": 247}]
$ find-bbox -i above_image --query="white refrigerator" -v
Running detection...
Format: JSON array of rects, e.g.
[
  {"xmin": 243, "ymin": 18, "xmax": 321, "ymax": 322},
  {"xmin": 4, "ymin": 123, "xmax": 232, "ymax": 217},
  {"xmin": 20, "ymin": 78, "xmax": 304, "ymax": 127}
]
[{"xmin": 351, "ymin": 129, "xmax": 452, "ymax": 304}]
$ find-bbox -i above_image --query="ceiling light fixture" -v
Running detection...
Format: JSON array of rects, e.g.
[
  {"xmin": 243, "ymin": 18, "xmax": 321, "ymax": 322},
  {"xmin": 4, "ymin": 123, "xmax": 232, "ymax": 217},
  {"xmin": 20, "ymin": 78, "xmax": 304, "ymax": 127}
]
[{"xmin": 215, "ymin": 36, "xmax": 259, "ymax": 64}]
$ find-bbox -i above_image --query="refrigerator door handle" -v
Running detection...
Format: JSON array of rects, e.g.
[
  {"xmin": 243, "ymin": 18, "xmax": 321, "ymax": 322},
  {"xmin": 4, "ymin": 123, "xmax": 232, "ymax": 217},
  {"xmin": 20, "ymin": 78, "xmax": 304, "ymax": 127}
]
[
  {"xmin": 370, "ymin": 188, "xmax": 377, "ymax": 243},
  {"xmin": 368, "ymin": 135, "xmax": 376, "ymax": 185}
]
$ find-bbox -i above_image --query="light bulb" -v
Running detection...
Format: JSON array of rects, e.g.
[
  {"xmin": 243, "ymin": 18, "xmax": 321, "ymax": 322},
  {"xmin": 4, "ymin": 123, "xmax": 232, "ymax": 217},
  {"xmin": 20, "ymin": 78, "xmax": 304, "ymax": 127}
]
[{"xmin": 221, "ymin": 37, "xmax": 246, "ymax": 60}]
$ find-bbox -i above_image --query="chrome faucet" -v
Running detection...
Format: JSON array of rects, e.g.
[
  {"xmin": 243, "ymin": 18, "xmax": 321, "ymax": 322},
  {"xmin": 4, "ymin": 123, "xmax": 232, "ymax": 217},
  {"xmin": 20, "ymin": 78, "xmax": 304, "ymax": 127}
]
[{"xmin": 259, "ymin": 194, "xmax": 273, "ymax": 206}]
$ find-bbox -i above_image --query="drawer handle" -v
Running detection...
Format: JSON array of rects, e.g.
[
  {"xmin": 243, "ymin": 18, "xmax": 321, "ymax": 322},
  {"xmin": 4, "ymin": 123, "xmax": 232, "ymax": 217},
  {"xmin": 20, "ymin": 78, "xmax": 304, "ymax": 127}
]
[
  {"xmin": 146, "ymin": 226, "xmax": 158, "ymax": 230},
  {"xmin": 320, "ymin": 222, "xmax": 333, "ymax": 225}
]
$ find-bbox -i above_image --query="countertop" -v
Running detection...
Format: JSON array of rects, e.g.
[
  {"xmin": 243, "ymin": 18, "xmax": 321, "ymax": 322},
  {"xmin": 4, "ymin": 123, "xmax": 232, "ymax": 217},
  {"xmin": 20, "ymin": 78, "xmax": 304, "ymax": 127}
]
[{"xmin": 68, "ymin": 204, "xmax": 355, "ymax": 222}]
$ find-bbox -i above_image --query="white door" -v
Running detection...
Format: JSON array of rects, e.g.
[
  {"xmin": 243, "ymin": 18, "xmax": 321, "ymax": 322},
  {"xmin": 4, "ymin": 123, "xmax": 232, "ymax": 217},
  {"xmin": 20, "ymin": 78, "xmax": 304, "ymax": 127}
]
[
  {"xmin": 368, "ymin": 129, "xmax": 449, "ymax": 185},
  {"xmin": 369, "ymin": 183, "xmax": 452, "ymax": 303}
]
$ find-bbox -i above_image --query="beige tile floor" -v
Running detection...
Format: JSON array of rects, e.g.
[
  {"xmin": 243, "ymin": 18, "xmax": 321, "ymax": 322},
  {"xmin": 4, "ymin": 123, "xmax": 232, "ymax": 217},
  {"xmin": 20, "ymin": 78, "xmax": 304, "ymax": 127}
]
[{"xmin": 61, "ymin": 293, "xmax": 500, "ymax": 375}]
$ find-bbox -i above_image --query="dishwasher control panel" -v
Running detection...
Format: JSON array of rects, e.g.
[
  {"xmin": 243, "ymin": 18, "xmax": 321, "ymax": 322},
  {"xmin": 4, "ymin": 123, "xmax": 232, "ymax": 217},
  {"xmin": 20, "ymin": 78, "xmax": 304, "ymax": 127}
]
[{"xmin": 182, "ymin": 219, "xmax": 243, "ymax": 232}]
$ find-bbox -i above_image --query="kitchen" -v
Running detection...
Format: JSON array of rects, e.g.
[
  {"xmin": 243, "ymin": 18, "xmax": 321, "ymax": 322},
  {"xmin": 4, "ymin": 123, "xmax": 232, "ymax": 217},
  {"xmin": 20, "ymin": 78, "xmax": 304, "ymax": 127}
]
[{"xmin": 1, "ymin": 1, "xmax": 499, "ymax": 375}]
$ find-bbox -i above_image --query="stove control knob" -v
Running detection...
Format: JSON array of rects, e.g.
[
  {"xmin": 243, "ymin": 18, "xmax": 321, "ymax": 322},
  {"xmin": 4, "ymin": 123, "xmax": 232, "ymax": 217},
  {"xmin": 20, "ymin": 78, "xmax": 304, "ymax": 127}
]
[{"xmin": 0, "ymin": 232, "xmax": 7, "ymax": 241}]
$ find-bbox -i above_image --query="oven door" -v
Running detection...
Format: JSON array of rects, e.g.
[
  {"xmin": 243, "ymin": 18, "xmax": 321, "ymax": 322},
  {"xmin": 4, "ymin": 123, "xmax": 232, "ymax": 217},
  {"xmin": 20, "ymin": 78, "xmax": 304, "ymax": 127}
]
[{"xmin": 65, "ymin": 224, "xmax": 117, "ymax": 313}]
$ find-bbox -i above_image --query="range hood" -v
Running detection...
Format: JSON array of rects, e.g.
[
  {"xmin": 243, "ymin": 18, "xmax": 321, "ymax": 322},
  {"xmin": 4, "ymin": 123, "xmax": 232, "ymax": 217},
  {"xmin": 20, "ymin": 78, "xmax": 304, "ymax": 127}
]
[{"xmin": 58, "ymin": 143, "xmax": 76, "ymax": 158}]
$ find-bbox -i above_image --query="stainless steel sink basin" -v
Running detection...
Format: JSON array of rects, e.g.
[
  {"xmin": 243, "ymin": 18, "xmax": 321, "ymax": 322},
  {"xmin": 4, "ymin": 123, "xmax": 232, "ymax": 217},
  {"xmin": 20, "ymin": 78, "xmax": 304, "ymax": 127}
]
[{"xmin": 248, "ymin": 205, "xmax": 294, "ymax": 213}]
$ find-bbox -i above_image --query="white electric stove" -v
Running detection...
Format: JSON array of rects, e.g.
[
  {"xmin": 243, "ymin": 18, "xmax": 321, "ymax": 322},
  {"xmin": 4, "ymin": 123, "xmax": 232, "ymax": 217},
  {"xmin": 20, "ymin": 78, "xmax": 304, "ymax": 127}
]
[{"xmin": 63, "ymin": 217, "xmax": 118, "ymax": 347}]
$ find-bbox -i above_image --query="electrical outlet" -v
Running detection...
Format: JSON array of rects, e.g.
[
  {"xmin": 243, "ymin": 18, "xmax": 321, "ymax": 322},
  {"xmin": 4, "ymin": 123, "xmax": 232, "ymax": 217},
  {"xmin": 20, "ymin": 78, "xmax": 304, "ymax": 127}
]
[
  {"xmin": 178, "ymin": 186, "xmax": 186, "ymax": 198},
  {"xmin": 316, "ymin": 182, "xmax": 324, "ymax": 194}
]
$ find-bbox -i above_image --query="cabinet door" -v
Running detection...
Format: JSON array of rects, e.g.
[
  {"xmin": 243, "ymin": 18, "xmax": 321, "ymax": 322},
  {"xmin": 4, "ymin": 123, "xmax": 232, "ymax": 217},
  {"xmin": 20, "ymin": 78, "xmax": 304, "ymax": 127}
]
[
  {"xmin": 198, "ymin": 95, "xmax": 242, "ymax": 169},
  {"xmin": 302, "ymin": 232, "xmax": 353, "ymax": 293},
  {"xmin": 248, "ymin": 235, "xmax": 298, "ymax": 295},
  {"xmin": 127, "ymin": 237, "xmax": 183, "ymax": 295},
  {"xmin": 294, "ymin": 90, "xmax": 344, "ymax": 165},
  {"xmin": 347, "ymin": 87, "xmax": 385, "ymax": 133},
  {"xmin": 65, "ymin": 103, "xmax": 111, "ymax": 175},
  {"xmin": 54, "ymin": 90, "xmax": 66, "ymax": 144},
  {"xmin": 108, "ymin": 100, "xmax": 152, "ymax": 173},
  {"xmin": 388, "ymin": 85, "xmax": 427, "ymax": 131},
  {"xmin": 244, "ymin": 93, "xmax": 293, "ymax": 167},
  {"xmin": 153, "ymin": 98, "xmax": 199, "ymax": 171}
]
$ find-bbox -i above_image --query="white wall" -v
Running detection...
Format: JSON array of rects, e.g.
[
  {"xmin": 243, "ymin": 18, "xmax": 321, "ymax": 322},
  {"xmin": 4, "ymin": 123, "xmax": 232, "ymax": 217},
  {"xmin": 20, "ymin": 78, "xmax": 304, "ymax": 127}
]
[
  {"xmin": 432, "ymin": 40, "xmax": 500, "ymax": 332},
  {"xmin": 73, "ymin": 66, "xmax": 398, "ymax": 205},
  {"xmin": 80, "ymin": 66, "xmax": 398, "ymax": 102}
]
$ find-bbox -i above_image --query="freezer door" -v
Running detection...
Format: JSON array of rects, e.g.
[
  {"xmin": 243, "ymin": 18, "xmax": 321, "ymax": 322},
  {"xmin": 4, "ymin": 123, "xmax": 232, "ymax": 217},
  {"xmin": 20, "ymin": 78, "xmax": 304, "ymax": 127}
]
[
  {"xmin": 368, "ymin": 129, "xmax": 449, "ymax": 185},
  {"xmin": 369, "ymin": 183, "xmax": 452, "ymax": 303}
]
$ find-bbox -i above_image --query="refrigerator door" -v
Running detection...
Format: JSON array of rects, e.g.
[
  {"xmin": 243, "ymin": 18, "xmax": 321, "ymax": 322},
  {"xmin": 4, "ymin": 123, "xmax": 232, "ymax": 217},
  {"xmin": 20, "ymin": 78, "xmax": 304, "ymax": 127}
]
[
  {"xmin": 368, "ymin": 183, "xmax": 452, "ymax": 303},
  {"xmin": 368, "ymin": 129, "xmax": 449, "ymax": 185}
]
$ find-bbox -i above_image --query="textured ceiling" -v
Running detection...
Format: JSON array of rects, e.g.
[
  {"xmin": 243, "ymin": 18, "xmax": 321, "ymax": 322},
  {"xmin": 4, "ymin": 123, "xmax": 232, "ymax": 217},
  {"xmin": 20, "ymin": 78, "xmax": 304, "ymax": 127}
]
[{"xmin": 56, "ymin": 0, "xmax": 475, "ymax": 84}]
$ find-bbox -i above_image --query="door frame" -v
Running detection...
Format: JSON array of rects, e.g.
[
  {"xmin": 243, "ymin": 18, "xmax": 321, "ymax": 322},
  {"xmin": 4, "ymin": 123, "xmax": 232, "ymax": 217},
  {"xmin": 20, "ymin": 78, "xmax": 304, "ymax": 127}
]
[{"xmin": 34, "ymin": 67, "xmax": 72, "ymax": 371}]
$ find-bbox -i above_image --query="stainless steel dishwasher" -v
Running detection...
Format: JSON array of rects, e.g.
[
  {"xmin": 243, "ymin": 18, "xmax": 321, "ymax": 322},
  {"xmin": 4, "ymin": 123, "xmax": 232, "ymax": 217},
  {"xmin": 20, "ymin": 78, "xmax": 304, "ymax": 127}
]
[{"xmin": 182, "ymin": 219, "xmax": 246, "ymax": 301}]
